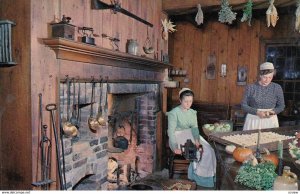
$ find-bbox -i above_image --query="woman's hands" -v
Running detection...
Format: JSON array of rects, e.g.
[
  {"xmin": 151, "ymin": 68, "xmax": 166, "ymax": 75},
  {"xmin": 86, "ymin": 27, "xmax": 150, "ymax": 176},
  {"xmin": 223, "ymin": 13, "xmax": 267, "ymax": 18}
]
[
  {"xmin": 257, "ymin": 110, "xmax": 276, "ymax": 118},
  {"xmin": 174, "ymin": 140, "xmax": 201, "ymax": 155},
  {"xmin": 174, "ymin": 149, "xmax": 182, "ymax": 155},
  {"xmin": 195, "ymin": 140, "xmax": 201, "ymax": 149}
]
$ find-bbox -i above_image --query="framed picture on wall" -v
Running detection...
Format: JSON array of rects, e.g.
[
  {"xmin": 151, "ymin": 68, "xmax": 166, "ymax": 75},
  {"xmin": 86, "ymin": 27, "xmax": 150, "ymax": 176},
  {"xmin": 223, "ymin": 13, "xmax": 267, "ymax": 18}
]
[
  {"xmin": 206, "ymin": 54, "xmax": 216, "ymax": 79},
  {"xmin": 237, "ymin": 65, "xmax": 247, "ymax": 86}
]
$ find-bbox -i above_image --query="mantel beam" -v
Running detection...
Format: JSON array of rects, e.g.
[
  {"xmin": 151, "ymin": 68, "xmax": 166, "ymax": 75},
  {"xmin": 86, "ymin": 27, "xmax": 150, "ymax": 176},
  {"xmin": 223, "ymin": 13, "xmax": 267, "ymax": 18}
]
[{"xmin": 43, "ymin": 38, "xmax": 171, "ymax": 72}]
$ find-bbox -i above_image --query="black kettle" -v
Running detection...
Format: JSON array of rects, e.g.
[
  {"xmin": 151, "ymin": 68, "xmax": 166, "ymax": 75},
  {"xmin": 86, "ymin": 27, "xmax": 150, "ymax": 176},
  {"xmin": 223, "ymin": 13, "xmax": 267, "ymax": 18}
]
[{"xmin": 113, "ymin": 134, "xmax": 129, "ymax": 150}]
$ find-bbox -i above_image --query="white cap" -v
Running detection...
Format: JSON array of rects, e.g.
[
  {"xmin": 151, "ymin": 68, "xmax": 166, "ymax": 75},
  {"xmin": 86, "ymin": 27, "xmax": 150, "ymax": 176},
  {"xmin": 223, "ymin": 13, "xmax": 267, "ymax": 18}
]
[
  {"xmin": 179, "ymin": 88, "xmax": 192, "ymax": 96},
  {"xmin": 260, "ymin": 62, "xmax": 274, "ymax": 70}
]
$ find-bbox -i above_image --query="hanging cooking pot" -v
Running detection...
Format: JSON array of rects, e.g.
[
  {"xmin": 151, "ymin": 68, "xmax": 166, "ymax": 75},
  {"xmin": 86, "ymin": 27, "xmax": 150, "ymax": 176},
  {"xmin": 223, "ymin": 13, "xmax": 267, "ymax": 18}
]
[{"xmin": 113, "ymin": 134, "xmax": 129, "ymax": 150}]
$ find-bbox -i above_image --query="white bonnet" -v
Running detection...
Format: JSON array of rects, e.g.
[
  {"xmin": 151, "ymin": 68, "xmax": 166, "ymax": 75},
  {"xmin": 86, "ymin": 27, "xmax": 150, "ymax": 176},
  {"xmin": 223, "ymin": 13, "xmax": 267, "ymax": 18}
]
[
  {"xmin": 179, "ymin": 88, "xmax": 192, "ymax": 96},
  {"xmin": 260, "ymin": 62, "xmax": 274, "ymax": 70}
]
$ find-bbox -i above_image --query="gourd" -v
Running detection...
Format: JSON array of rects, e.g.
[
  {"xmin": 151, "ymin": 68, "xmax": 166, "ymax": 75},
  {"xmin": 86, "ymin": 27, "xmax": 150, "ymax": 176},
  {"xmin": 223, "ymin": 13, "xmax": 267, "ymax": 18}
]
[
  {"xmin": 225, "ymin": 144, "xmax": 236, "ymax": 154},
  {"xmin": 262, "ymin": 148, "xmax": 279, "ymax": 167},
  {"xmin": 233, "ymin": 146, "xmax": 253, "ymax": 162}
]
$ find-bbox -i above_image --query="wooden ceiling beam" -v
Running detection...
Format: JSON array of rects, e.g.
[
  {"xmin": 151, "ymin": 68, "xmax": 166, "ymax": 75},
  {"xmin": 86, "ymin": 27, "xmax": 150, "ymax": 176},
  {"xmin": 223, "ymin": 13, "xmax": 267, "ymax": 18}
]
[{"xmin": 162, "ymin": 0, "xmax": 266, "ymax": 13}]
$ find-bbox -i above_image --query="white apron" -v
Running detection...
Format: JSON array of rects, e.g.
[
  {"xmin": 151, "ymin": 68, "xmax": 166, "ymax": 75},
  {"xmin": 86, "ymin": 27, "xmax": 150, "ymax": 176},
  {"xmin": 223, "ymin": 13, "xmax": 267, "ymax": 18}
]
[{"xmin": 243, "ymin": 108, "xmax": 279, "ymax": 131}]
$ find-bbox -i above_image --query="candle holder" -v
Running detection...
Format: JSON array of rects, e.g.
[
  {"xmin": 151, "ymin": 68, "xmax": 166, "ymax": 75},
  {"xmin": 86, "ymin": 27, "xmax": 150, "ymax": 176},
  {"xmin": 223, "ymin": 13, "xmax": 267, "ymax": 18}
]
[{"xmin": 255, "ymin": 129, "xmax": 262, "ymax": 160}]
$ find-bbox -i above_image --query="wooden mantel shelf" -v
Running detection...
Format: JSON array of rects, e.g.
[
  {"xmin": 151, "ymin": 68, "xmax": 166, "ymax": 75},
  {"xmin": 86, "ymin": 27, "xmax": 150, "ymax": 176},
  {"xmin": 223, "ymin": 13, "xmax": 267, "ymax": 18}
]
[{"xmin": 43, "ymin": 38, "xmax": 172, "ymax": 72}]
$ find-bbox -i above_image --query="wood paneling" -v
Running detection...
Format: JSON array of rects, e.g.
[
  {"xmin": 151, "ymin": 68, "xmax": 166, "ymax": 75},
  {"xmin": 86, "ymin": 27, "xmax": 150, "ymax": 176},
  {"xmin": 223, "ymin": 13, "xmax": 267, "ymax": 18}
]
[
  {"xmin": 0, "ymin": 0, "xmax": 32, "ymax": 190},
  {"xmin": 169, "ymin": 14, "xmax": 300, "ymax": 106}
]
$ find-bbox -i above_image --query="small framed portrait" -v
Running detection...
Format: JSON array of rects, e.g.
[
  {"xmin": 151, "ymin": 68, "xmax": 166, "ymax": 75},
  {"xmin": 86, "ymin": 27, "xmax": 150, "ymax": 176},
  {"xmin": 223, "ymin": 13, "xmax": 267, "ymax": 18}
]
[{"xmin": 237, "ymin": 65, "xmax": 247, "ymax": 86}]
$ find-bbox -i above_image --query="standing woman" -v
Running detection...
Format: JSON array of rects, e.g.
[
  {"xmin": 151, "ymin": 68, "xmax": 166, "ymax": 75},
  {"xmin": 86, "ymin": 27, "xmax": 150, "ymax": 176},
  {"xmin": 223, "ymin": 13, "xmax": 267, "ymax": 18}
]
[
  {"xmin": 241, "ymin": 62, "xmax": 285, "ymax": 130},
  {"xmin": 167, "ymin": 88, "xmax": 216, "ymax": 188}
]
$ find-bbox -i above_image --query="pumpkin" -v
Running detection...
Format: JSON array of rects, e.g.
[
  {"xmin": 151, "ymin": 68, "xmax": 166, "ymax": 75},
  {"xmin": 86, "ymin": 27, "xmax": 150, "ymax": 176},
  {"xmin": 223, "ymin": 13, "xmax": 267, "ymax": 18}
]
[
  {"xmin": 233, "ymin": 146, "xmax": 253, "ymax": 163},
  {"xmin": 262, "ymin": 148, "xmax": 279, "ymax": 167}
]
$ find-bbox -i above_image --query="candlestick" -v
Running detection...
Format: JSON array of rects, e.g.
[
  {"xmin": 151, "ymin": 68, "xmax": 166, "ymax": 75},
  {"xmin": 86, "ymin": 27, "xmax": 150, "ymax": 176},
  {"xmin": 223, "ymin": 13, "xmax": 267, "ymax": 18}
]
[
  {"xmin": 256, "ymin": 129, "xmax": 261, "ymax": 159},
  {"xmin": 257, "ymin": 129, "xmax": 261, "ymax": 146},
  {"xmin": 278, "ymin": 140, "xmax": 283, "ymax": 159},
  {"xmin": 277, "ymin": 140, "xmax": 283, "ymax": 175}
]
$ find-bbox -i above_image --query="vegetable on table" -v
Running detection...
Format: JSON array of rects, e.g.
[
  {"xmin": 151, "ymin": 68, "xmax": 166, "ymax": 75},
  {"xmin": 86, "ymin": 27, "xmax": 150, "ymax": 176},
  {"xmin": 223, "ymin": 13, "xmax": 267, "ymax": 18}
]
[
  {"xmin": 233, "ymin": 146, "xmax": 253, "ymax": 163},
  {"xmin": 235, "ymin": 161, "xmax": 277, "ymax": 190}
]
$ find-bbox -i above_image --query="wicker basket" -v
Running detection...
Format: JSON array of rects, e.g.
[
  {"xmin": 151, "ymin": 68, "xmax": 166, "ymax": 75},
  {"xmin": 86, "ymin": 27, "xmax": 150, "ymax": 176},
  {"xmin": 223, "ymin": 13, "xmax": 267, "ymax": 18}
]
[{"xmin": 202, "ymin": 120, "xmax": 233, "ymax": 137}]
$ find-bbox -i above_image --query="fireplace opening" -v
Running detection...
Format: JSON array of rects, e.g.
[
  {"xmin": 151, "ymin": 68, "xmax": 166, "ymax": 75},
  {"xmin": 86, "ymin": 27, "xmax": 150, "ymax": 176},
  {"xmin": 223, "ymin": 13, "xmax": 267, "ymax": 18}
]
[
  {"xmin": 72, "ymin": 174, "xmax": 93, "ymax": 190},
  {"xmin": 59, "ymin": 82, "xmax": 160, "ymax": 190}
]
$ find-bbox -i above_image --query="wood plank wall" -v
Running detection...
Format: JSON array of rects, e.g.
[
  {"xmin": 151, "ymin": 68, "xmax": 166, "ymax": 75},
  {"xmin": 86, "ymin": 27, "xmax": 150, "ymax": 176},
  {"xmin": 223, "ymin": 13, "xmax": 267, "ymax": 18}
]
[
  {"xmin": 169, "ymin": 13, "xmax": 300, "ymax": 106},
  {"xmin": 0, "ymin": 0, "xmax": 167, "ymax": 190},
  {"xmin": 0, "ymin": 0, "xmax": 32, "ymax": 189}
]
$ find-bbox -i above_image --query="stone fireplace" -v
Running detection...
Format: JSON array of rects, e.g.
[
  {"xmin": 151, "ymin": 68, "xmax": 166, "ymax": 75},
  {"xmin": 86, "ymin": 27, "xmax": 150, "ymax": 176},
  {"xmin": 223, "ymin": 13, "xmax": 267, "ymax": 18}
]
[{"xmin": 59, "ymin": 81, "xmax": 160, "ymax": 190}]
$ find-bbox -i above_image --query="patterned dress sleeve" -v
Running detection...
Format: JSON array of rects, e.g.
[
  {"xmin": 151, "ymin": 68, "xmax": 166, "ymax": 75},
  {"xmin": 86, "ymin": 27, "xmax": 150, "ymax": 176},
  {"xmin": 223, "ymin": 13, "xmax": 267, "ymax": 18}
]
[
  {"xmin": 241, "ymin": 85, "xmax": 257, "ymax": 115},
  {"xmin": 273, "ymin": 84, "xmax": 285, "ymax": 114}
]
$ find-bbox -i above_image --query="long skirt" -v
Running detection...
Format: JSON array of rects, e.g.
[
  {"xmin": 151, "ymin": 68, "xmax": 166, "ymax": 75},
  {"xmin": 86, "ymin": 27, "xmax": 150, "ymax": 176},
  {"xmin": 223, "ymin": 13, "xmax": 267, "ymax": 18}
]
[{"xmin": 188, "ymin": 135, "xmax": 216, "ymax": 188}]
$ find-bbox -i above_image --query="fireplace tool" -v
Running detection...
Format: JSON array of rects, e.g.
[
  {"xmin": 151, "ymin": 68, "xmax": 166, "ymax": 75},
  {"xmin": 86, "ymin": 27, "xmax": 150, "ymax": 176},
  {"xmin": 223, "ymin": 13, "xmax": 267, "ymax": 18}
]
[
  {"xmin": 73, "ymin": 81, "xmax": 95, "ymax": 110},
  {"xmin": 62, "ymin": 77, "xmax": 78, "ymax": 137},
  {"xmin": 88, "ymin": 81, "xmax": 101, "ymax": 131},
  {"xmin": 97, "ymin": 78, "xmax": 106, "ymax": 126},
  {"xmin": 69, "ymin": 79, "xmax": 79, "ymax": 127},
  {"xmin": 32, "ymin": 94, "xmax": 54, "ymax": 189},
  {"xmin": 46, "ymin": 104, "xmax": 66, "ymax": 190}
]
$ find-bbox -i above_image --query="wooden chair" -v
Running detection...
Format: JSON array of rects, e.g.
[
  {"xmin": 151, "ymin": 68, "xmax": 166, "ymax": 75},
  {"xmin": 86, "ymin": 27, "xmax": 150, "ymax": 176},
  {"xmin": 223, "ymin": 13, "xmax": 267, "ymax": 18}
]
[
  {"xmin": 168, "ymin": 150, "xmax": 190, "ymax": 178},
  {"xmin": 165, "ymin": 112, "xmax": 190, "ymax": 179}
]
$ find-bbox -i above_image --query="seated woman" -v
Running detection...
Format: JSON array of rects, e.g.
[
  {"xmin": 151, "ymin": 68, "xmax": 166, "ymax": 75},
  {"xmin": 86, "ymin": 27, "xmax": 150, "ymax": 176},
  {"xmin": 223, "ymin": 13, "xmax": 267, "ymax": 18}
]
[{"xmin": 167, "ymin": 88, "xmax": 216, "ymax": 188}]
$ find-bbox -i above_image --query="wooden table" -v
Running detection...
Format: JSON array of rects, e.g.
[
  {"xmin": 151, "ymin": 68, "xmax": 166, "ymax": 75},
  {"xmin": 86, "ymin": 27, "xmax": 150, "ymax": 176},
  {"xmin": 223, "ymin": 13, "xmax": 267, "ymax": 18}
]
[{"xmin": 208, "ymin": 126, "xmax": 300, "ymax": 190}]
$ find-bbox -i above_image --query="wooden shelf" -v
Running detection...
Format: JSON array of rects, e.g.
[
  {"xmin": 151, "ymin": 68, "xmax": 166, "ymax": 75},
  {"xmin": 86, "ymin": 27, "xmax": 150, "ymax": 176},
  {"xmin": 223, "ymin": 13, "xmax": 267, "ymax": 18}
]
[
  {"xmin": 169, "ymin": 74, "xmax": 187, "ymax": 77},
  {"xmin": 43, "ymin": 38, "xmax": 172, "ymax": 72}
]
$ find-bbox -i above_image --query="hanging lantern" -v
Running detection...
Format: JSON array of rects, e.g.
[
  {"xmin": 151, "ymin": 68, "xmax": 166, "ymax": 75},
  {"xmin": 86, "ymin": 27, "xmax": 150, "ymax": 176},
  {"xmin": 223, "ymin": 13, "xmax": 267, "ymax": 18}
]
[{"xmin": 0, "ymin": 20, "xmax": 17, "ymax": 67}]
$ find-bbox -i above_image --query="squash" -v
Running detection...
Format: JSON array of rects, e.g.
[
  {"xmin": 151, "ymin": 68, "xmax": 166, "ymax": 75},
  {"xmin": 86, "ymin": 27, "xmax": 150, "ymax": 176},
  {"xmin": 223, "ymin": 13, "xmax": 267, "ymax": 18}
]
[
  {"xmin": 262, "ymin": 148, "xmax": 279, "ymax": 167},
  {"xmin": 225, "ymin": 144, "xmax": 236, "ymax": 154},
  {"xmin": 233, "ymin": 146, "xmax": 253, "ymax": 163}
]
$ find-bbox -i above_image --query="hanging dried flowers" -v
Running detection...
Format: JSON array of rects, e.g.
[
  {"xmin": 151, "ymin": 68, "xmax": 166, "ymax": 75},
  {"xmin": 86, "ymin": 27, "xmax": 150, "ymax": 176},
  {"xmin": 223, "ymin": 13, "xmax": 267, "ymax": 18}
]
[
  {"xmin": 266, "ymin": 0, "xmax": 279, "ymax": 27},
  {"xmin": 241, "ymin": 0, "xmax": 253, "ymax": 26},
  {"xmin": 161, "ymin": 19, "xmax": 176, "ymax": 40},
  {"xmin": 218, "ymin": 0, "xmax": 237, "ymax": 24},
  {"xmin": 295, "ymin": 0, "xmax": 300, "ymax": 32},
  {"xmin": 195, "ymin": 4, "xmax": 204, "ymax": 25}
]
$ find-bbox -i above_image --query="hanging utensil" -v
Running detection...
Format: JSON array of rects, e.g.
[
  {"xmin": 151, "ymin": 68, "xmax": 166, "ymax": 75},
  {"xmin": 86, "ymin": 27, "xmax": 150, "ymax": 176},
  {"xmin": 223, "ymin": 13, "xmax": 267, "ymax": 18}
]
[
  {"xmin": 103, "ymin": 78, "xmax": 108, "ymax": 119},
  {"xmin": 73, "ymin": 81, "xmax": 95, "ymax": 109},
  {"xmin": 143, "ymin": 27, "xmax": 154, "ymax": 54},
  {"xmin": 77, "ymin": 82, "xmax": 81, "ymax": 125},
  {"xmin": 129, "ymin": 111, "xmax": 134, "ymax": 144},
  {"xmin": 62, "ymin": 78, "xmax": 78, "ymax": 137},
  {"xmin": 70, "ymin": 79, "xmax": 78, "ymax": 127},
  {"xmin": 97, "ymin": 78, "xmax": 106, "ymax": 126},
  {"xmin": 88, "ymin": 81, "xmax": 100, "ymax": 132}
]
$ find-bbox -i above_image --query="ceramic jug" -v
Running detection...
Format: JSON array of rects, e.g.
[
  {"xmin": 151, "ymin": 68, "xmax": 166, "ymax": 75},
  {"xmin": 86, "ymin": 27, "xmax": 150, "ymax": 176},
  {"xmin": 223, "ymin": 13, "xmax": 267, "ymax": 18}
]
[
  {"xmin": 273, "ymin": 166, "xmax": 298, "ymax": 190},
  {"xmin": 127, "ymin": 39, "xmax": 139, "ymax": 55}
]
